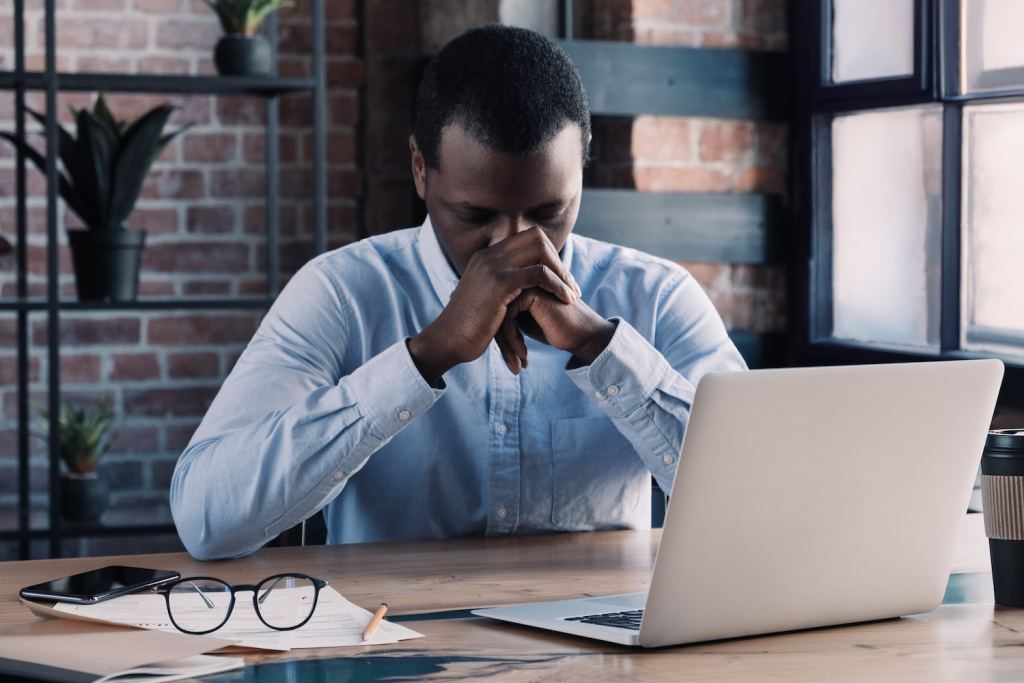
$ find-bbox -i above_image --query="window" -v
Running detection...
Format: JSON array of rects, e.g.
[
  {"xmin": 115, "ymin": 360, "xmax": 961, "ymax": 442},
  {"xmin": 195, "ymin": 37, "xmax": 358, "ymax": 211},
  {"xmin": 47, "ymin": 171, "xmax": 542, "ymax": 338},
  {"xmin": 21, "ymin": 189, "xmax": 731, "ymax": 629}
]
[{"xmin": 794, "ymin": 0, "xmax": 1024, "ymax": 371}]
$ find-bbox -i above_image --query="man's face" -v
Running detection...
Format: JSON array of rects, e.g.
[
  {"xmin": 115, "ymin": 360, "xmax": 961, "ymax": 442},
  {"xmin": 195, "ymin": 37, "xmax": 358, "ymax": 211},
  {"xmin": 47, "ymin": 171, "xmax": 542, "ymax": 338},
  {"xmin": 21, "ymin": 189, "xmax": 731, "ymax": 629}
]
[{"xmin": 410, "ymin": 122, "xmax": 584, "ymax": 276}]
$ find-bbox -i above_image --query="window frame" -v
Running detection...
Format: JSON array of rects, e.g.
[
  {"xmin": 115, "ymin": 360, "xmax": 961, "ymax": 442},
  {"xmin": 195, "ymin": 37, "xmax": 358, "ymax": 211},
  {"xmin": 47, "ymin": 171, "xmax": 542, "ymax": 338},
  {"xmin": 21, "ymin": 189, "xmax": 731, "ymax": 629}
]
[{"xmin": 791, "ymin": 0, "xmax": 1024, "ymax": 405}]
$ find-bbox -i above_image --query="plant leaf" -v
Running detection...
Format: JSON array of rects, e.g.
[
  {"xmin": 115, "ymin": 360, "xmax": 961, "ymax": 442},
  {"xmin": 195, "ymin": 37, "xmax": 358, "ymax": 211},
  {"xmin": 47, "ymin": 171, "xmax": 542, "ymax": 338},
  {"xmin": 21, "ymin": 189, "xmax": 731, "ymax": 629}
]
[
  {"xmin": 92, "ymin": 94, "xmax": 122, "ymax": 139},
  {"xmin": 76, "ymin": 108, "xmax": 118, "ymax": 230},
  {"xmin": 0, "ymin": 131, "xmax": 85, "ymax": 222},
  {"xmin": 108, "ymin": 104, "xmax": 175, "ymax": 229}
]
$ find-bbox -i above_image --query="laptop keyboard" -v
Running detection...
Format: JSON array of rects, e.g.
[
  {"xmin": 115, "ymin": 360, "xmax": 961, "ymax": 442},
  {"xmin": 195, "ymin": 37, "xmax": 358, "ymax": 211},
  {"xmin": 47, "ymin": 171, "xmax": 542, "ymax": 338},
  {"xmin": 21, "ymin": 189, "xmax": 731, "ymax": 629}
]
[{"xmin": 564, "ymin": 609, "xmax": 644, "ymax": 630}]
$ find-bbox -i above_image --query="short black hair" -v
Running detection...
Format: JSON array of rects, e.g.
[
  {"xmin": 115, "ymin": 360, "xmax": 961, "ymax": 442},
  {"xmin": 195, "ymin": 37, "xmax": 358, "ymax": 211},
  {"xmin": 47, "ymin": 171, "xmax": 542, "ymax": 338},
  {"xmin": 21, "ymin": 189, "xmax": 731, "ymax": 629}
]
[{"xmin": 414, "ymin": 24, "xmax": 591, "ymax": 171}]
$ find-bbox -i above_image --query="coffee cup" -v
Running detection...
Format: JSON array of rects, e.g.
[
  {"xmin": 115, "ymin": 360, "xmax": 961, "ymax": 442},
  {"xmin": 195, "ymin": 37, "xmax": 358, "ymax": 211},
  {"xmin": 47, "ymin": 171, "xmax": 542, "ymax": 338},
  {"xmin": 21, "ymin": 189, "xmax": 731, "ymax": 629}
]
[{"xmin": 981, "ymin": 428, "xmax": 1024, "ymax": 607}]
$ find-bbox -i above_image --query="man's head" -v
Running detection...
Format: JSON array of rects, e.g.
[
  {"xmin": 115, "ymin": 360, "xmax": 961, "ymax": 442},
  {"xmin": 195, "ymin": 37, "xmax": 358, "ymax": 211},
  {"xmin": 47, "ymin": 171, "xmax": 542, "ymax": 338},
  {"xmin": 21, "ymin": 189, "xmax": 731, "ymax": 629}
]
[{"xmin": 410, "ymin": 24, "xmax": 591, "ymax": 275}]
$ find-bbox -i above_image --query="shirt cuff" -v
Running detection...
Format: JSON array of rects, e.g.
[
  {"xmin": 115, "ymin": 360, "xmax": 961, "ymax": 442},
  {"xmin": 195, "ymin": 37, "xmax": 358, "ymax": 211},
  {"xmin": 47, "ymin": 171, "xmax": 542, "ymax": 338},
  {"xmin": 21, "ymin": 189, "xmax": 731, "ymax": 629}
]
[
  {"xmin": 344, "ymin": 337, "xmax": 445, "ymax": 440},
  {"xmin": 565, "ymin": 318, "xmax": 671, "ymax": 418}
]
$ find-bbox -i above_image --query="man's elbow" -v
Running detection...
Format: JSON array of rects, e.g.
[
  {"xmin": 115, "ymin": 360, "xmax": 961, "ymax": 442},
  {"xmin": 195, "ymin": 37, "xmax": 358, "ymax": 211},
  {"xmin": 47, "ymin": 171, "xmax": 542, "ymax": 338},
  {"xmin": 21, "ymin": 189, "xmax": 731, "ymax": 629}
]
[{"xmin": 169, "ymin": 454, "xmax": 254, "ymax": 561}]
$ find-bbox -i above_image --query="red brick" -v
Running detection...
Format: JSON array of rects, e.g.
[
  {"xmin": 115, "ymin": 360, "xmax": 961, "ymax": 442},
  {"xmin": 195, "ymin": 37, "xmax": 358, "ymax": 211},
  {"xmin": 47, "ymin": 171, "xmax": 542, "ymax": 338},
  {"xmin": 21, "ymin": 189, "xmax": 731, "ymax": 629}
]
[
  {"xmin": 633, "ymin": 167, "xmax": 731, "ymax": 192},
  {"xmin": 128, "ymin": 207, "xmax": 179, "ymax": 234},
  {"xmin": 165, "ymin": 423, "xmax": 200, "ymax": 452},
  {"xmin": 52, "ymin": 17, "xmax": 148, "ymax": 49},
  {"xmin": 142, "ymin": 242, "xmax": 250, "ymax": 272},
  {"xmin": 279, "ymin": 22, "xmax": 312, "ymax": 52},
  {"xmin": 138, "ymin": 280, "xmax": 175, "ymax": 296},
  {"xmin": 366, "ymin": 0, "xmax": 418, "ymax": 51},
  {"xmin": 132, "ymin": 0, "xmax": 182, "ymax": 11},
  {"xmin": 217, "ymin": 98, "xmax": 266, "ymax": 126},
  {"xmin": 111, "ymin": 353, "xmax": 161, "ymax": 381},
  {"xmin": 137, "ymin": 56, "xmax": 192, "ymax": 75},
  {"xmin": 328, "ymin": 92, "xmax": 358, "ymax": 127},
  {"xmin": 246, "ymin": 131, "xmax": 301, "ymax": 163},
  {"xmin": 60, "ymin": 354, "xmax": 102, "ymax": 383},
  {"xmin": 154, "ymin": 19, "xmax": 221, "ymax": 50},
  {"xmin": 0, "ymin": 356, "xmax": 39, "ymax": 384},
  {"xmin": 632, "ymin": 116, "xmax": 691, "ymax": 162},
  {"xmin": 210, "ymin": 168, "xmax": 265, "ymax": 198},
  {"xmin": 326, "ymin": 57, "xmax": 364, "ymax": 87},
  {"xmin": 0, "ymin": 320, "xmax": 17, "ymax": 347},
  {"xmin": 109, "ymin": 425, "xmax": 160, "ymax": 454},
  {"xmin": 26, "ymin": 244, "xmax": 74, "ymax": 276},
  {"xmin": 32, "ymin": 317, "xmax": 140, "ymax": 347},
  {"xmin": 325, "ymin": 22, "xmax": 358, "ymax": 54},
  {"xmin": 123, "ymin": 386, "xmax": 218, "ymax": 418},
  {"xmin": 735, "ymin": 167, "xmax": 786, "ymax": 195},
  {"xmin": 186, "ymin": 206, "xmax": 236, "ymax": 234},
  {"xmin": 73, "ymin": 0, "xmax": 127, "ymax": 10},
  {"xmin": 168, "ymin": 352, "xmax": 220, "ymax": 379},
  {"xmin": 698, "ymin": 121, "xmax": 755, "ymax": 162},
  {"xmin": 74, "ymin": 56, "xmax": 133, "ymax": 72},
  {"xmin": 328, "ymin": 168, "xmax": 361, "ymax": 197},
  {"xmin": 140, "ymin": 169, "xmax": 205, "ymax": 200},
  {"xmin": 182, "ymin": 280, "xmax": 232, "ymax": 295},
  {"xmin": 0, "ymin": 168, "xmax": 48, "ymax": 199},
  {"xmin": 281, "ymin": 94, "xmax": 315, "ymax": 127},
  {"xmin": 278, "ymin": 56, "xmax": 311, "ymax": 78},
  {"xmin": 147, "ymin": 314, "xmax": 259, "ymax": 345},
  {"xmin": 184, "ymin": 132, "xmax": 238, "ymax": 163}
]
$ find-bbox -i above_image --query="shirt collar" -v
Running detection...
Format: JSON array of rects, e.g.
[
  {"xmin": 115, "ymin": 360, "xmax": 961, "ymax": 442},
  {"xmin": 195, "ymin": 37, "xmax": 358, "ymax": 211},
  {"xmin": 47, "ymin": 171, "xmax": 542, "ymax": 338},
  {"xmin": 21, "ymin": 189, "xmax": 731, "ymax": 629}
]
[{"xmin": 416, "ymin": 215, "xmax": 576, "ymax": 306}]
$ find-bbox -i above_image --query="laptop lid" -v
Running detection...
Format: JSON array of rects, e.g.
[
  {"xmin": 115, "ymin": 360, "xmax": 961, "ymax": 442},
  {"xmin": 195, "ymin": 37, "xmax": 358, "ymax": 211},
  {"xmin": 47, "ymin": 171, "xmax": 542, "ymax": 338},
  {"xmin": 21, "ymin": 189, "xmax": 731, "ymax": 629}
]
[{"xmin": 640, "ymin": 359, "xmax": 1004, "ymax": 647}]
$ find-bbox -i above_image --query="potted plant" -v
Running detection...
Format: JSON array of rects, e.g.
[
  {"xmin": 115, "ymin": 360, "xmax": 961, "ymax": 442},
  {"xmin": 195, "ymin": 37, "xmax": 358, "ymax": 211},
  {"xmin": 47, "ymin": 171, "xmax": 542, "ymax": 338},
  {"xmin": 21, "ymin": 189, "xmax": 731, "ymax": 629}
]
[
  {"xmin": 44, "ymin": 396, "xmax": 118, "ymax": 523},
  {"xmin": 204, "ymin": 0, "xmax": 292, "ymax": 76},
  {"xmin": 0, "ymin": 94, "xmax": 190, "ymax": 301}
]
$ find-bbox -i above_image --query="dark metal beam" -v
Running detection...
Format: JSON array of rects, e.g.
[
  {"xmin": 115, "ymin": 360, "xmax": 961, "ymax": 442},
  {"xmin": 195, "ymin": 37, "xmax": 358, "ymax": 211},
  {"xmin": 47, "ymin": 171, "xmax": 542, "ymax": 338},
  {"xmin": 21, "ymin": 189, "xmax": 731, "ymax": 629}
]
[
  {"xmin": 575, "ymin": 189, "xmax": 784, "ymax": 264},
  {"xmin": 557, "ymin": 40, "xmax": 789, "ymax": 121}
]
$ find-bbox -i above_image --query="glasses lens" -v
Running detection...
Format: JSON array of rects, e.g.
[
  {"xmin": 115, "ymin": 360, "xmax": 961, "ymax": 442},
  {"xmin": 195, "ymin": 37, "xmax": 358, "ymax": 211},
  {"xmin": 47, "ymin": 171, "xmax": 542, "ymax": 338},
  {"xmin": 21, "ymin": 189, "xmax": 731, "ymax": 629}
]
[
  {"xmin": 255, "ymin": 574, "xmax": 318, "ymax": 629},
  {"xmin": 166, "ymin": 579, "xmax": 232, "ymax": 633}
]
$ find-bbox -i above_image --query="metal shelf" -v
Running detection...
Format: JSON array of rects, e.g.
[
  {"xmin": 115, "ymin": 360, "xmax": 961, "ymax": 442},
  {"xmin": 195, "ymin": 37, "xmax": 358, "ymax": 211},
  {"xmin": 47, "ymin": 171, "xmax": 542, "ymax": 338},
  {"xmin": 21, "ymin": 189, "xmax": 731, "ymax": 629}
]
[
  {"xmin": 0, "ymin": 297, "xmax": 276, "ymax": 312},
  {"xmin": 2, "ymin": 0, "xmax": 328, "ymax": 561},
  {"xmin": 0, "ymin": 71, "xmax": 316, "ymax": 97}
]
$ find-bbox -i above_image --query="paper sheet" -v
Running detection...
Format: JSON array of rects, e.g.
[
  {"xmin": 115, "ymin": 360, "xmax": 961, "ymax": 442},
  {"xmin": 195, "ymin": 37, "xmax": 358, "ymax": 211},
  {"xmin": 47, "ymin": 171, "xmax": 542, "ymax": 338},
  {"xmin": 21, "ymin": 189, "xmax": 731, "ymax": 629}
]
[{"xmin": 51, "ymin": 586, "xmax": 422, "ymax": 651}]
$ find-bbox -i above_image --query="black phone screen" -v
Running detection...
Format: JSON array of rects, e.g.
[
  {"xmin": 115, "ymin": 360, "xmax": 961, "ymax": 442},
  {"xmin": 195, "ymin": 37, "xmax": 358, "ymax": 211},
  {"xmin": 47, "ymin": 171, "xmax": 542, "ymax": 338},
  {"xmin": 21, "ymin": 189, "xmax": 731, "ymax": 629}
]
[{"xmin": 19, "ymin": 565, "xmax": 180, "ymax": 603}]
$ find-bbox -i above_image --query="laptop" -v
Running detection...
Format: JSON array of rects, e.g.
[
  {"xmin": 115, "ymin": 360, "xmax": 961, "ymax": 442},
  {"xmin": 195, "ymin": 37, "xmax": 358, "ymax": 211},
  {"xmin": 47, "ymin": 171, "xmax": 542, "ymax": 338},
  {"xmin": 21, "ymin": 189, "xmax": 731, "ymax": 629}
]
[{"xmin": 473, "ymin": 360, "xmax": 1004, "ymax": 647}]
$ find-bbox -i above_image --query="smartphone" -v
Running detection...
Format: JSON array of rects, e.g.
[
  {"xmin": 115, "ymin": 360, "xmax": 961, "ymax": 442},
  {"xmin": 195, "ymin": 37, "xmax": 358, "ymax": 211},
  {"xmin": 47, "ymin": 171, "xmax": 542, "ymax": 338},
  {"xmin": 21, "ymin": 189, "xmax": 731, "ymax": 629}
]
[{"xmin": 19, "ymin": 565, "xmax": 180, "ymax": 604}]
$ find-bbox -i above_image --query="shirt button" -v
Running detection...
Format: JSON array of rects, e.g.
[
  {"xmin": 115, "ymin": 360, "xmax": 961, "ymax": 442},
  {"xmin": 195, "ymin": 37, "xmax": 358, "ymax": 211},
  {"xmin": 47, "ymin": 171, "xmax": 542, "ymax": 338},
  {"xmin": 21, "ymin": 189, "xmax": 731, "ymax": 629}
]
[
  {"xmin": 397, "ymin": 409, "xmax": 411, "ymax": 421},
  {"xmin": 333, "ymin": 470, "xmax": 345, "ymax": 481},
  {"xmin": 496, "ymin": 505, "xmax": 509, "ymax": 520},
  {"xmin": 496, "ymin": 423, "xmax": 508, "ymax": 435},
  {"xmin": 607, "ymin": 384, "xmax": 620, "ymax": 396},
  {"xmin": 662, "ymin": 454, "xmax": 675, "ymax": 465},
  {"xmin": 594, "ymin": 390, "xmax": 603, "ymax": 400}
]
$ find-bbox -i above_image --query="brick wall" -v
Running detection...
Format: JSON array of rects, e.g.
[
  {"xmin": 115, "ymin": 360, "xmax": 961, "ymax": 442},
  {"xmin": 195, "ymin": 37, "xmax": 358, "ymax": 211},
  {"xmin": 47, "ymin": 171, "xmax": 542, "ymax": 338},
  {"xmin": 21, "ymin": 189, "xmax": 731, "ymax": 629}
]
[
  {"xmin": 583, "ymin": 0, "xmax": 788, "ymax": 334},
  {"xmin": 0, "ymin": 0, "xmax": 361, "ymax": 559}
]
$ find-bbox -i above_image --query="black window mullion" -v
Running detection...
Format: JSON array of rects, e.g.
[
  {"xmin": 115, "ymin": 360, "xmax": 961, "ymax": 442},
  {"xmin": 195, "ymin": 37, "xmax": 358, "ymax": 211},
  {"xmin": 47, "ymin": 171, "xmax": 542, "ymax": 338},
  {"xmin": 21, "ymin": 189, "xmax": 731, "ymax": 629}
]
[{"xmin": 939, "ymin": 102, "xmax": 962, "ymax": 353}]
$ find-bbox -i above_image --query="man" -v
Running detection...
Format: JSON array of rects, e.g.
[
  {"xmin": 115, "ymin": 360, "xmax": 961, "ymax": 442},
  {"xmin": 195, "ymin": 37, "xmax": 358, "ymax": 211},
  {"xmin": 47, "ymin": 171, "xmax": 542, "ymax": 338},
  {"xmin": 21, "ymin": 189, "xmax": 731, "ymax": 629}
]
[{"xmin": 171, "ymin": 25, "xmax": 745, "ymax": 561}]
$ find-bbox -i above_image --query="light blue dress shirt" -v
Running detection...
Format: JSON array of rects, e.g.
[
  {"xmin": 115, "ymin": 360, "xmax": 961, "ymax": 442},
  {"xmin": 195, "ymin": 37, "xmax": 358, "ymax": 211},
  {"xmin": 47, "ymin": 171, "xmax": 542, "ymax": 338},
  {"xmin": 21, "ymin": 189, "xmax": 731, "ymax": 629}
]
[{"xmin": 170, "ymin": 219, "xmax": 746, "ymax": 560}]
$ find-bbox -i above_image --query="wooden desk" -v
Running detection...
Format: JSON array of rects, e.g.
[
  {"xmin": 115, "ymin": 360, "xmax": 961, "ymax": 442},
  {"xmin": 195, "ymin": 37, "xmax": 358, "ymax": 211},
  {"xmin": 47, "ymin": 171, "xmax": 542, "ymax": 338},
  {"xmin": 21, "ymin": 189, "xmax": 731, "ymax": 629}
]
[{"xmin": 1, "ymin": 515, "xmax": 1020, "ymax": 682}]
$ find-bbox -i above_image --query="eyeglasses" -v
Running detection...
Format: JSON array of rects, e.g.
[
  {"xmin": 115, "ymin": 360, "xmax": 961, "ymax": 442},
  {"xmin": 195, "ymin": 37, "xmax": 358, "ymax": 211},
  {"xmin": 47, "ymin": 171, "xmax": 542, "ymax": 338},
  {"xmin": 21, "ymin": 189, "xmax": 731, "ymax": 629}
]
[{"xmin": 154, "ymin": 573, "xmax": 328, "ymax": 635}]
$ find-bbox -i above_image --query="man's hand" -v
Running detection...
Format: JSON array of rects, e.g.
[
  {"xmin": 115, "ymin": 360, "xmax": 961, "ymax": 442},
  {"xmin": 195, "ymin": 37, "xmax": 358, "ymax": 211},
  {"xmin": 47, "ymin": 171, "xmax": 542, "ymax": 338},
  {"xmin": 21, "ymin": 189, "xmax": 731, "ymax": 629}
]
[
  {"xmin": 408, "ymin": 227, "xmax": 581, "ymax": 384},
  {"xmin": 496, "ymin": 289, "xmax": 617, "ymax": 372}
]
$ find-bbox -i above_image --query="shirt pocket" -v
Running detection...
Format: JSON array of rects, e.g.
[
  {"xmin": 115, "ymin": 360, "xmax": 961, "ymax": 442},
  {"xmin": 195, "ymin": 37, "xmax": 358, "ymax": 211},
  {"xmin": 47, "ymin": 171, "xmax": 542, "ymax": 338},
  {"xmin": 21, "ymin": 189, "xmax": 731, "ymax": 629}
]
[{"xmin": 550, "ymin": 416, "xmax": 648, "ymax": 531}]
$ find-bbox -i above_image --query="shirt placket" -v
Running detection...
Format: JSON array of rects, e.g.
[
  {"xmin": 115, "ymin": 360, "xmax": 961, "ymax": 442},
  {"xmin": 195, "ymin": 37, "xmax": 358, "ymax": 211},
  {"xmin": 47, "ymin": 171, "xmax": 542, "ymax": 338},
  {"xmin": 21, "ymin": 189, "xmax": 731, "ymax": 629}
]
[{"xmin": 486, "ymin": 344, "xmax": 521, "ymax": 534}]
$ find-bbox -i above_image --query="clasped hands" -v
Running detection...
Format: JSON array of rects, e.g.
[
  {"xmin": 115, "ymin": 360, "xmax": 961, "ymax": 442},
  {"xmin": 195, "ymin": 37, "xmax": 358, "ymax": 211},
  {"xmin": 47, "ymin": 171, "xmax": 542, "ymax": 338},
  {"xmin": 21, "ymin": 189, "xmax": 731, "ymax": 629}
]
[{"xmin": 408, "ymin": 227, "xmax": 616, "ymax": 385}]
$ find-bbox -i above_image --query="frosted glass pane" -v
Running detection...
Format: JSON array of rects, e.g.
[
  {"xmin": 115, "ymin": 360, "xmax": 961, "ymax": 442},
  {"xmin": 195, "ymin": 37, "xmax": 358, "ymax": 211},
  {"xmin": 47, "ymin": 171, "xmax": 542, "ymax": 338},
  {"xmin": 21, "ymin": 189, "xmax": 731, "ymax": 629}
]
[
  {"xmin": 832, "ymin": 0, "xmax": 915, "ymax": 83},
  {"xmin": 831, "ymin": 106, "xmax": 942, "ymax": 348},
  {"xmin": 962, "ymin": 0, "xmax": 1024, "ymax": 93},
  {"xmin": 962, "ymin": 103, "xmax": 1024, "ymax": 355}
]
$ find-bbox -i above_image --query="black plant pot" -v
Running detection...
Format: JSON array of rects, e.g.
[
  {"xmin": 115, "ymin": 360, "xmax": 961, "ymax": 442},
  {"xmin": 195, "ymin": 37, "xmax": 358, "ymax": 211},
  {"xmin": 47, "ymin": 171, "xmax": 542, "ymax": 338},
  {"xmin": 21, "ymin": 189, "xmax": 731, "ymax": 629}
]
[
  {"xmin": 67, "ymin": 228, "xmax": 146, "ymax": 302},
  {"xmin": 214, "ymin": 34, "xmax": 272, "ymax": 76},
  {"xmin": 60, "ymin": 474, "xmax": 110, "ymax": 523}
]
